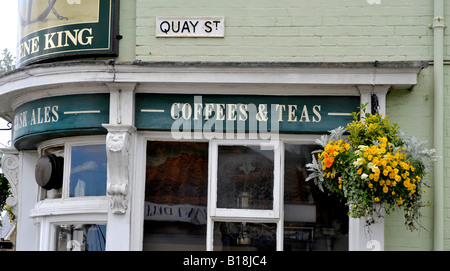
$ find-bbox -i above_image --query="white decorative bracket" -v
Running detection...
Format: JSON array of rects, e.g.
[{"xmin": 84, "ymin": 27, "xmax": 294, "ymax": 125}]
[
  {"xmin": 103, "ymin": 124, "xmax": 136, "ymax": 214},
  {"xmin": 0, "ymin": 148, "xmax": 20, "ymax": 215}
]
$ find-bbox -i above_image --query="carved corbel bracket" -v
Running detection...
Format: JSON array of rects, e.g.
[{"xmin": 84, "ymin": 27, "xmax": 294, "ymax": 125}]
[
  {"xmin": 103, "ymin": 124, "xmax": 136, "ymax": 214},
  {"xmin": 0, "ymin": 148, "xmax": 20, "ymax": 214}
]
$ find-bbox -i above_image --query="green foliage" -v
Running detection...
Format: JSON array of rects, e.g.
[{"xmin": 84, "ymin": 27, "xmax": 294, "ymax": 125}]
[
  {"xmin": 0, "ymin": 48, "xmax": 15, "ymax": 226},
  {"xmin": 0, "ymin": 48, "xmax": 15, "ymax": 74},
  {"xmin": 306, "ymin": 105, "xmax": 437, "ymax": 232},
  {"xmin": 0, "ymin": 172, "xmax": 11, "ymax": 227},
  {"xmin": 347, "ymin": 103, "xmax": 401, "ymax": 147}
]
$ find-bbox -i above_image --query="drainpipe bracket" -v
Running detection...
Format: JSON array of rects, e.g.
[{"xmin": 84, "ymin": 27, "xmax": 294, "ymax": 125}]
[{"xmin": 432, "ymin": 16, "xmax": 446, "ymax": 29}]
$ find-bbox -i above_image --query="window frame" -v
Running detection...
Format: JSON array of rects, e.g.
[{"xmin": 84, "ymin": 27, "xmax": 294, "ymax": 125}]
[
  {"xmin": 207, "ymin": 139, "xmax": 283, "ymax": 250},
  {"xmin": 36, "ymin": 135, "xmax": 108, "ymax": 200},
  {"xmin": 46, "ymin": 213, "xmax": 108, "ymax": 251},
  {"xmin": 64, "ymin": 141, "xmax": 108, "ymax": 198},
  {"xmin": 132, "ymin": 132, "xmax": 385, "ymax": 251},
  {"xmin": 209, "ymin": 139, "xmax": 282, "ymax": 220},
  {"xmin": 32, "ymin": 136, "xmax": 109, "ymax": 251}
]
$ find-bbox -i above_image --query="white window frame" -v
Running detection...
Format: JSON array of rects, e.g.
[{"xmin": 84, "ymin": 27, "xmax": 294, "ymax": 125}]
[
  {"xmin": 132, "ymin": 131, "xmax": 385, "ymax": 251},
  {"xmin": 34, "ymin": 135, "xmax": 108, "ymax": 200},
  {"xmin": 31, "ymin": 135, "xmax": 109, "ymax": 251},
  {"xmin": 46, "ymin": 213, "xmax": 108, "ymax": 251},
  {"xmin": 207, "ymin": 139, "xmax": 283, "ymax": 250},
  {"xmin": 208, "ymin": 139, "xmax": 282, "ymax": 219},
  {"xmin": 63, "ymin": 139, "xmax": 108, "ymax": 199}
]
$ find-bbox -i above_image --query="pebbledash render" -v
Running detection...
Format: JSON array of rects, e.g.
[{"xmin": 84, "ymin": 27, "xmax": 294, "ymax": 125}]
[{"xmin": 0, "ymin": 0, "xmax": 448, "ymax": 251}]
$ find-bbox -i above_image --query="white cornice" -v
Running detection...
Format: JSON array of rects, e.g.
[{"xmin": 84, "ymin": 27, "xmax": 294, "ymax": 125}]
[{"xmin": 0, "ymin": 61, "xmax": 427, "ymax": 120}]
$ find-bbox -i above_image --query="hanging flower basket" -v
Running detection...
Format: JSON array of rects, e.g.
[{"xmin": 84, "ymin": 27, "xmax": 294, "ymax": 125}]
[{"xmin": 306, "ymin": 106, "xmax": 437, "ymax": 231}]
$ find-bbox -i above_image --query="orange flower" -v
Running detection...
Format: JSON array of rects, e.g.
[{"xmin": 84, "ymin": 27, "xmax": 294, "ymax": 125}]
[{"xmin": 324, "ymin": 153, "xmax": 334, "ymax": 168}]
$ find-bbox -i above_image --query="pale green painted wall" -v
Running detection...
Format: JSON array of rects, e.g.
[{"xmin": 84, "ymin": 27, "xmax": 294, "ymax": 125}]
[
  {"xmin": 385, "ymin": 67, "xmax": 435, "ymax": 251},
  {"xmin": 118, "ymin": 1, "xmax": 449, "ymax": 250},
  {"xmin": 134, "ymin": 0, "xmax": 434, "ymax": 62}
]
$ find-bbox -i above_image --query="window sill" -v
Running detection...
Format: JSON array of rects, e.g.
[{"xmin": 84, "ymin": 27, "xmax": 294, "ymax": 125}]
[{"xmin": 30, "ymin": 196, "xmax": 108, "ymax": 218}]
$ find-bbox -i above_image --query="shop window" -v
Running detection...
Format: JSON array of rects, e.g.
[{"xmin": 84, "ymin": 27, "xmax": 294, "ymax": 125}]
[
  {"xmin": 69, "ymin": 144, "xmax": 107, "ymax": 197},
  {"xmin": 37, "ymin": 141, "xmax": 107, "ymax": 199},
  {"xmin": 143, "ymin": 141, "xmax": 209, "ymax": 251},
  {"xmin": 213, "ymin": 222, "xmax": 277, "ymax": 251},
  {"xmin": 142, "ymin": 139, "xmax": 348, "ymax": 251},
  {"xmin": 216, "ymin": 146, "xmax": 274, "ymax": 210},
  {"xmin": 208, "ymin": 140, "xmax": 281, "ymax": 251},
  {"xmin": 55, "ymin": 224, "xmax": 107, "ymax": 251},
  {"xmin": 283, "ymin": 144, "xmax": 348, "ymax": 251}
]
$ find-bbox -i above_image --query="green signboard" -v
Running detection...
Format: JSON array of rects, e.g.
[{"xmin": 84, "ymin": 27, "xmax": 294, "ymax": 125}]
[
  {"xmin": 13, "ymin": 94, "xmax": 110, "ymax": 150},
  {"xmin": 135, "ymin": 94, "xmax": 360, "ymax": 134},
  {"xmin": 17, "ymin": 0, "xmax": 119, "ymax": 67}
]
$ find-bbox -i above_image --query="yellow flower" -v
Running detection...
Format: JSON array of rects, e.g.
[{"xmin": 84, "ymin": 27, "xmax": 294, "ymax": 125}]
[
  {"xmin": 383, "ymin": 186, "xmax": 389, "ymax": 193},
  {"xmin": 374, "ymin": 197, "xmax": 380, "ymax": 202}
]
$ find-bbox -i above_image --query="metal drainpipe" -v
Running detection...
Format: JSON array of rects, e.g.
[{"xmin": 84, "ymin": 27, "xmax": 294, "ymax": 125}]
[{"xmin": 432, "ymin": 0, "xmax": 445, "ymax": 251}]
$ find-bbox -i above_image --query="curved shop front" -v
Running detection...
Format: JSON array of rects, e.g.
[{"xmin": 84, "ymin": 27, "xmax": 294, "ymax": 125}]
[{"xmin": 0, "ymin": 61, "xmax": 425, "ymax": 251}]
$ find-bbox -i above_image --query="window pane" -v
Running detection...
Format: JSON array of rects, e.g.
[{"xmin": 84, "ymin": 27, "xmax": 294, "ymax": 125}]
[
  {"xmin": 217, "ymin": 145, "xmax": 274, "ymax": 210},
  {"xmin": 213, "ymin": 222, "xmax": 276, "ymax": 251},
  {"xmin": 69, "ymin": 144, "xmax": 107, "ymax": 197},
  {"xmin": 284, "ymin": 144, "xmax": 348, "ymax": 251},
  {"xmin": 143, "ymin": 142, "xmax": 208, "ymax": 251},
  {"xmin": 55, "ymin": 224, "xmax": 106, "ymax": 251}
]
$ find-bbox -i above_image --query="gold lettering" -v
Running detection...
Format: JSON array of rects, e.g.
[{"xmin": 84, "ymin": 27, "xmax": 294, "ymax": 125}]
[
  {"xmin": 44, "ymin": 32, "xmax": 57, "ymax": 50},
  {"xmin": 204, "ymin": 104, "xmax": 215, "ymax": 120},
  {"xmin": 181, "ymin": 103, "xmax": 192, "ymax": 120},
  {"xmin": 299, "ymin": 105, "xmax": 310, "ymax": 122},
  {"xmin": 238, "ymin": 104, "xmax": 248, "ymax": 121},
  {"xmin": 193, "ymin": 103, "xmax": 203, "ymax": 120},
  {"xmin": 31, "ymin": 37, "xmax": 39, "ymax": 54},
  {"xmin": 78, "ymin": 28, "xmax": 93, "ymax": 45},
  {"xmin": 313, "ymin": 105, "xmax": 321, "ymax": 122},
  {"xmin": 170, "ymin": 103, "xmax": 181, "ymax": 120},
  {"xmin": 64, "ymin": 29, "xmax": 80, "ymax": 47},
  {"xmin": 52, "ymin": 105, "xmax": 59, "ymax": 122},
  {"xmin": 216, "ymin": 104, "xmax": 225, "ymax": 121},
  {"xmin": 18, "ymin": 36, "xmax": 40, "ymax": 60},
  {"xmin": 43, "ymin": 28, "xmax": 94, "ymax": 50},
  {"xmin": 37, "ymin": 108, "xmax": 44, "ymax": 124},
  {"xmin": 44, "ymin": 106, "xmax": 51, "ymax": 123},
  {"xmin": 30, "ymin": 109, "xmax": 36, "ymax": 126},
  {"xmin": 288, "ymin": 105, "xmax": 297, "ymax": 122},
  {"xmin": 227, "ymin": 104, "xmax": 237, "ymax": 121},
  {"xmin": 275, "ymin": 104, "xmax": 285, "ymax": 122}
]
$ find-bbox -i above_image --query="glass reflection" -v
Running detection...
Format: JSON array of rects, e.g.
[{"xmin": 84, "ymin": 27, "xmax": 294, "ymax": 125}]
[
  {"xmin": 284, "ymin": 144, "xmax": 348, "ymax": 251},
  {"xmin": 69, "ymin": 144, "xmax": 107, "ymax": 197},
  {"xmin": 143, "ymin": 142, "xmax": 208, "ymax": 251},
  {"xmin": 217, "ymin": 145, "xmax": 274, "ymax": 210},
  {"xmin": 213, "ymin": 222, "xmax": 276, "ymax": 251},
  {"xmin": 55, "ymin": 224, "xmax": 106, "ymax": 251}
]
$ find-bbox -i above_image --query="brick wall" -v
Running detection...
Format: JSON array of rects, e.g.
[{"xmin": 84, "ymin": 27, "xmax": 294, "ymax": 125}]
[
  {"xmin": 135, "ymin": 0, "xmax": 434, "ymax": 62},
  {"xmin": 385, "ymin": 67, "xmax": 434, "ymax": 250}
]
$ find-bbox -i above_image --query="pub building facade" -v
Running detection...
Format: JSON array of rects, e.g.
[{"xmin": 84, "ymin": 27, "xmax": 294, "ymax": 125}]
[{"xmin": 0, "ymin": 0, "xmax": 446, "ymax": 251}]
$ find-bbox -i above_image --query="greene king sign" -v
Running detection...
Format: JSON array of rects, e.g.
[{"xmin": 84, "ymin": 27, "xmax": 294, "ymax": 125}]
[{"xmin": 17, "ymin": 0, "xmax": 119, "ymax": 67}]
